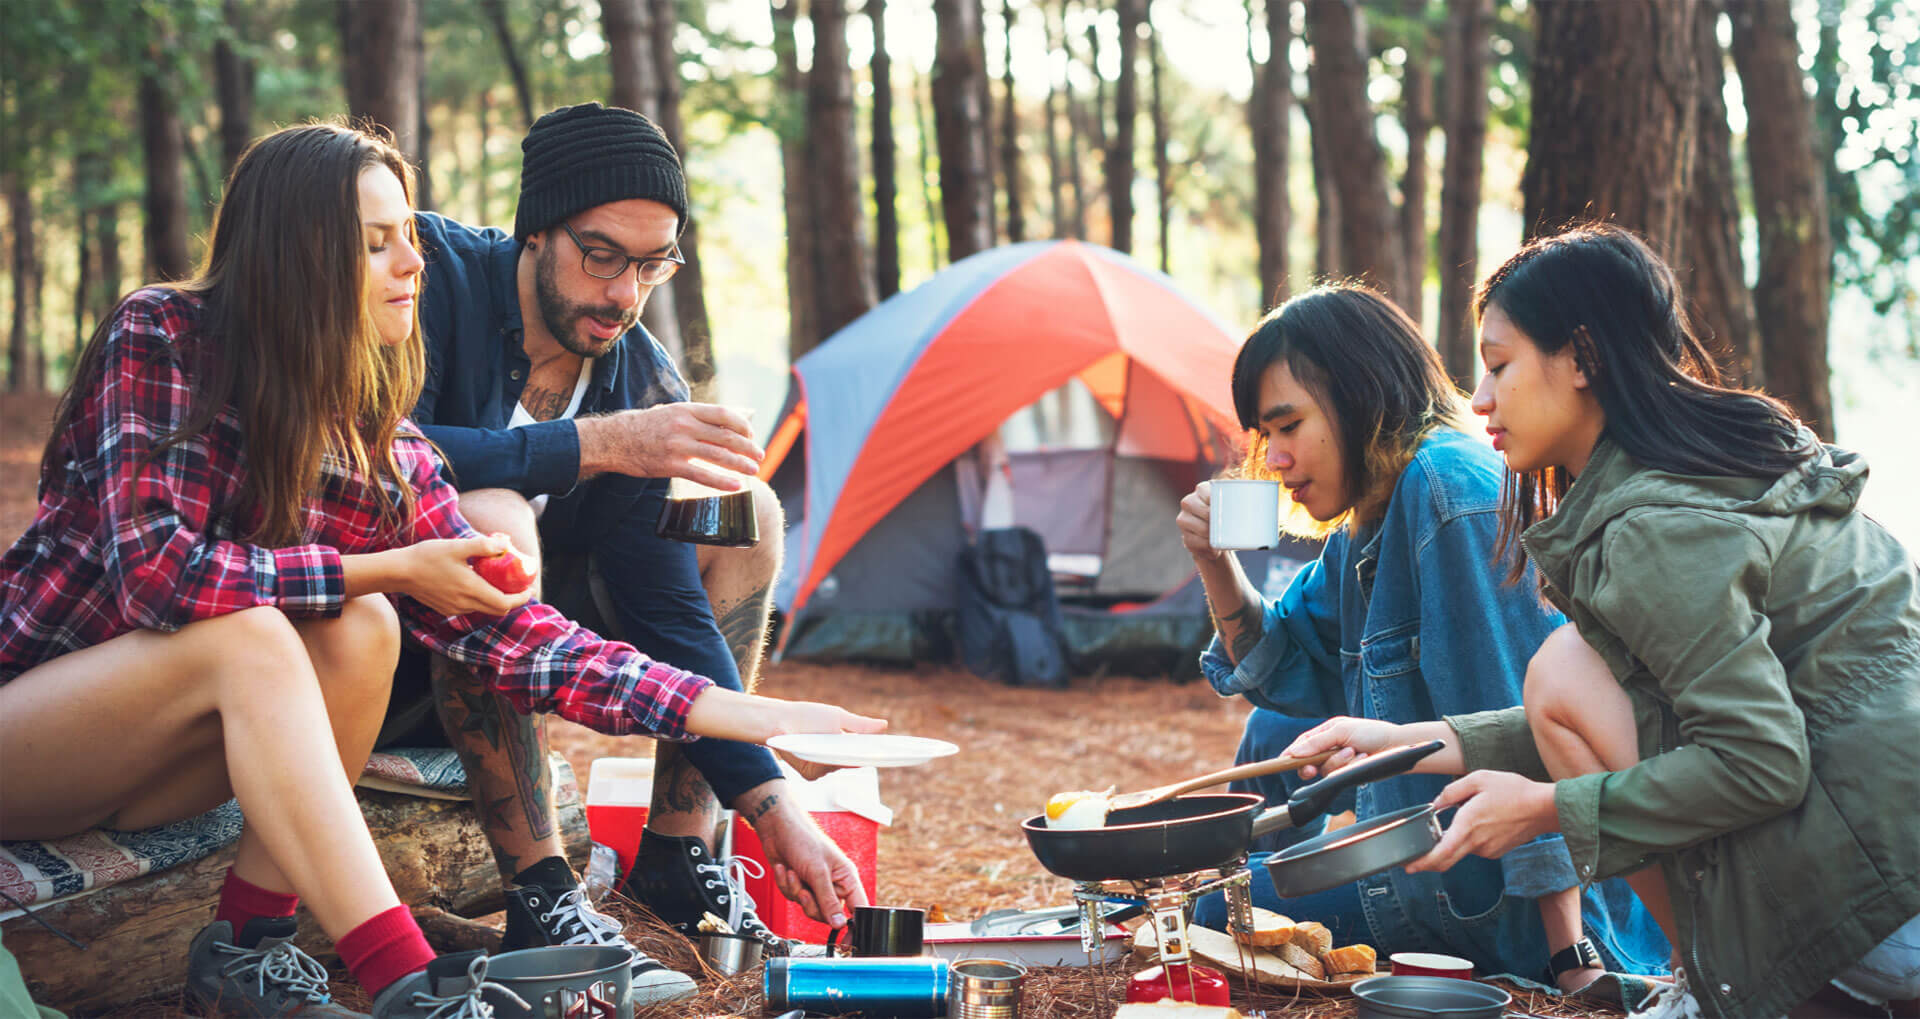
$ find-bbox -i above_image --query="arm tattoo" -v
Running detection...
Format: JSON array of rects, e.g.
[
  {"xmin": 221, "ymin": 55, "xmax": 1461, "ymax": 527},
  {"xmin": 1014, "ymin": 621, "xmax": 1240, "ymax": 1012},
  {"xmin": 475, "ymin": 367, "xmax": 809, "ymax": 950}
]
[
  {"xmin": 1219, "ymin": 600, "xmax": 1266, "ymax": 663},
  {"xmin": 750, "ymin": 793, "xmax": 780, "ymax": 823}
]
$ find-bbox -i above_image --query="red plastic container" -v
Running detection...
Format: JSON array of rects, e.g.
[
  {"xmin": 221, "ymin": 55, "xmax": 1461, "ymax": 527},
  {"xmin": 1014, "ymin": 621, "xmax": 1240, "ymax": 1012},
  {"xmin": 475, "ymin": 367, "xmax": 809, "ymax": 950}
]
[
  {"xmin": 585, "ymin": 803, "xmax": 650, "ymax": 880},
  {"xmin": 1126, "ymin": 962, "xmax": 1232, "ymax": 1006},
  {"xmin": 729, "ymin": 811, "xmax": 880, "ymax": 944}
]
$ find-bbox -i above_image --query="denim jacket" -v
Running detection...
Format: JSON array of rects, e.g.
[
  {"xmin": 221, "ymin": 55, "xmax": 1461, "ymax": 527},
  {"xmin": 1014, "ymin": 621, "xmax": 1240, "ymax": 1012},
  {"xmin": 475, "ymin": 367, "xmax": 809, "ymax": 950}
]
[{"xmin": 1202, "ymin": 428, "xmax": 1668, "ymax": 979}]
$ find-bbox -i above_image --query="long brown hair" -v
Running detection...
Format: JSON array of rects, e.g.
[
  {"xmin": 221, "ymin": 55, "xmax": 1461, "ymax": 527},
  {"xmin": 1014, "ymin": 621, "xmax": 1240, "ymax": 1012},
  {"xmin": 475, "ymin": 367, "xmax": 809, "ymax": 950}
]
[
  {"xmin": 1477, "ymin": 224, "xmax": 1814, "ymax": 582},
  {"xmin": 47, "ymin": 121, "xmax": 426, "ymax": 545},
  {"xmin": 1231, "ymin": 285, "xmax": 1470, "ymax": 537}
]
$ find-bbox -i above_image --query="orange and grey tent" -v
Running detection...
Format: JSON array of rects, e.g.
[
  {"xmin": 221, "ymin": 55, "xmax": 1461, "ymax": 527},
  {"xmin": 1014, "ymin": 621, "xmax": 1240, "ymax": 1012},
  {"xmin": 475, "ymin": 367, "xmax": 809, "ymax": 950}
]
[{"xmin": 761, "ymin": 240, "xmax": 1267, "ymax": 666}]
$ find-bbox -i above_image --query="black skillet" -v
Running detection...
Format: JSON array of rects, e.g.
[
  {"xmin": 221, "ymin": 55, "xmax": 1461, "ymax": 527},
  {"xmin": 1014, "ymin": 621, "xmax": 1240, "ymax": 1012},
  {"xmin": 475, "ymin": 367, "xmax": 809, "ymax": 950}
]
[{"xmin": 1021, "ymin": 740, "xmax": 1446, "ymax": 882}]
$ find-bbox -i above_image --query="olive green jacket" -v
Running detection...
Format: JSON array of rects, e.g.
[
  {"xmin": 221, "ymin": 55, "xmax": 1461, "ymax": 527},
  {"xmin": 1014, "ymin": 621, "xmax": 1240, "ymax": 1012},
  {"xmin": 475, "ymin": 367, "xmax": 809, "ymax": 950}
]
[{"xmin": 1448, "ymin": 437, "xmax": 1920, "ymax": 1019}]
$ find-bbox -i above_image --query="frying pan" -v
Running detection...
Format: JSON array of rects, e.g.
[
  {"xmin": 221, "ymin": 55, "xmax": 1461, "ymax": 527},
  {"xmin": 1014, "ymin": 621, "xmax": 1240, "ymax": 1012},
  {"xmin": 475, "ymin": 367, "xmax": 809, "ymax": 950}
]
[
  {"xmin": 1021, "ymin": 740, "xmax": 1445, "ymax": 882},
  {"xmin": 1266, "ymin": 801, "xmax": 1444, "ymax": 897}
]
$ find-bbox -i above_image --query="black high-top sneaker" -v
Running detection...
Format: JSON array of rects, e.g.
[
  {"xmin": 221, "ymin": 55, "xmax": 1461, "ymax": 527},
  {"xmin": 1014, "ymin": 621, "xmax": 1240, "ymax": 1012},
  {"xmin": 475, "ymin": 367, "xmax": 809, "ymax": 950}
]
[
  {"xmin": 619, "ymin": 830, "xmax": 790, "ymax": 956},
  {"xmin": 500, "ymin": 858, "xmax": 696, "ymax": 1006}
]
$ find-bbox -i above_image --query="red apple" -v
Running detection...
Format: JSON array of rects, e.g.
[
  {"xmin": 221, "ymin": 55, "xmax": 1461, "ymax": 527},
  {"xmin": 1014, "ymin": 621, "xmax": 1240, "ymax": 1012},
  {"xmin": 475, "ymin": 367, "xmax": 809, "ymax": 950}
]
[{"xmin": 470, "ymin": 533, "xmax": 539, "ymax": 594}]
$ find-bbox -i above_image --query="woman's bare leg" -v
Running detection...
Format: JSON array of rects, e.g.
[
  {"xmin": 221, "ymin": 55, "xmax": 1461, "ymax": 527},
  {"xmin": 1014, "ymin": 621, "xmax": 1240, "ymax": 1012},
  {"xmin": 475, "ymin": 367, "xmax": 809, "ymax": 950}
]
[
  {"xmin": 0, "ymin": 597, "xmax": 404, "ymax": 937},
  {"xmin": 1526, "ymin": 623, "xmax": 1681, "ymax": 956}
]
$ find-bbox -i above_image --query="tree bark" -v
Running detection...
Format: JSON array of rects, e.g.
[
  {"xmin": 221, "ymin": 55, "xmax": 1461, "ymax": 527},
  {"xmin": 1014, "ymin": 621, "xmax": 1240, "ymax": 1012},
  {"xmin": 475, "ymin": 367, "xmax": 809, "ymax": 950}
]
[
  {"xmin": 1304, "ymin": 0, "xmax": 1400, "ymax": 295},
  {"xmin": 602, "ymin": 0, "xmax": 683, "ymax": 364},
  {"xmin": 1248, "ymin": 0, "xmax": 1292, "ymax": 307},
  {"xmin": 806, "ymin": 0, "xmax": 878, "ymax": 340},
  {"xmin": 339, "ymin": 0, "xmax": 423, "ymax": 162},
  {"xmin": 1000, "ymin": 0, "xmax": 1027, "ymax": 244},
  {"xmin": 480, "ymin": 0, "xmax": 537, "ymax": 128},
  {"xmin": 1397, "ymin": 0, "xmax": 1433, "ymax": 318},
  {"xmin": 773, "ymin": 0, "xmax": 820, "ymax": 358},
  {"xmin": 915, "ymin": 66, "xmax": 946, "ymax": 265},
  {"xmin": 1305, "ymin": 86, "xmax": 1341, "ymax": 278},
  {"xmin": 934, "ymin": 0, "xmax": 995, "ymax": 260},
  {"xmin": 1685, "ymin": 0, "xmax": 1762, "ymax": 386},
  {"xmin": 1060, "ymin": 0, "xmax": 1089, "ymax": 240},
  {"xmin": 1108, "ymin": 0, "xmax": 1141, "ymax": 253},
  {"xmin": 1522, "ymin": 0, "xmax": 1697, "ymax": 262},
  {"xmin": 1435, "ymin": 0, "xmax": 1489, "ymax": 385},
  {"xmin": 212, "ymin": 0, "xmax": 257, "ymax": 181},
  {"xmin": 978, "ymin": 0, "xmax": 1000, "ymax": 244},
  {"xmin": 1729, "ymin": 0, "xmax": 1832, "ymax": 437},
  {"xmin": 138, "ymin": 54, "xmax": 193, "ymax": 283},
  {"xmin": 1043, "ymin": 0, "xmax": 1067, "ymax": 239},
  {"xmin": 6, "ymin": 781, "xmax": 589, "ymax": 1015},
  {"xmin": 1085, "ymin": 16, "xmax": 1110, "ymax": 238},
  {"xmin": 1148, "ymin": 0, "xmax": 1170, "ymax": 272},
  {"xmin": 647, "ymin": 0, "xmax": 713, "ymax": 395},
  {"xmin": 6, "ymin": 172, "xmax": 45, "ymax": 392},
  {"xmin": 872, "ymin": 0, "xmax": 902, "ymax": 297}
]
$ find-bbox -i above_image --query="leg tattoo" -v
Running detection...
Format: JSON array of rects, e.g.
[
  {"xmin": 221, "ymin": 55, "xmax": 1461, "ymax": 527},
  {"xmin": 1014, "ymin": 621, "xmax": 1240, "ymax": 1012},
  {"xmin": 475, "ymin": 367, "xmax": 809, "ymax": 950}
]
[
  {"xmin": 431, "ymin": 655, "xmax": 557, "ymax": 880},
  {"xmin": 713, "ymin": 581, "xmax": 773, "ymax": 693},
  {"xmin": 648, "ymin": 743, "xmax": 722, "ymax": 839}
]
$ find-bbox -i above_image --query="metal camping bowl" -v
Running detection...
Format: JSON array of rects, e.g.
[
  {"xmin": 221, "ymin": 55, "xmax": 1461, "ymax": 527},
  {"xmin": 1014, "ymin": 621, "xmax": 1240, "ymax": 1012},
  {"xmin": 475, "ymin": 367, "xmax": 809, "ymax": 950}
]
[
  {"xmin": 1351, "ymin": 975, "xmax": 1512, "ymax": 1019},
  {"xmin": 1265, "ymin": 802, "xmax": 1443, "ymax": 898}
]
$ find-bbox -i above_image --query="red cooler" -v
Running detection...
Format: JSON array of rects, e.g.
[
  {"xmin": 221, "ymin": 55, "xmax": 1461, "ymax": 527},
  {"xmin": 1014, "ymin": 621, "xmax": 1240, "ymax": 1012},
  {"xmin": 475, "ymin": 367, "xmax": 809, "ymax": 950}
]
[{"xmin": 729, "ymin": 811, "xmax": 880, "ymax": 944}]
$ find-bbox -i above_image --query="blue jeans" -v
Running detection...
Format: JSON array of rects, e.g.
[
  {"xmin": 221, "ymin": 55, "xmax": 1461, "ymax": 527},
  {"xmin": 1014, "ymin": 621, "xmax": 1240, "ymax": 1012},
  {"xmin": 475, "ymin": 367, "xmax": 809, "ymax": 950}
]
[{"xmin": 1227, "ymin": 709, "xmax": 1340, "ymax": 854}]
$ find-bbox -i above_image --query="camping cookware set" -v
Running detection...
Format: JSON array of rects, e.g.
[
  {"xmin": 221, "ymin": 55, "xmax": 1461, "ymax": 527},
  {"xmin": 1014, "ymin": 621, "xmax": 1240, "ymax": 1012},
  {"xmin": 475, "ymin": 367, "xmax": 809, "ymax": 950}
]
[{"xmin": 1021, "ymin": 739, "xmax": 1447, "ymax": 889}]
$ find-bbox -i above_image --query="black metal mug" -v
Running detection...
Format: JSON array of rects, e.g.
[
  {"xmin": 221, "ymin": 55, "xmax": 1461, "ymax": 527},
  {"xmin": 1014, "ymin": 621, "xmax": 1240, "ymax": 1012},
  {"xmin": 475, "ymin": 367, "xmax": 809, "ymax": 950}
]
[{"xmin": 826, "ymin": 905, "xmax": 926, "ymax": 957}]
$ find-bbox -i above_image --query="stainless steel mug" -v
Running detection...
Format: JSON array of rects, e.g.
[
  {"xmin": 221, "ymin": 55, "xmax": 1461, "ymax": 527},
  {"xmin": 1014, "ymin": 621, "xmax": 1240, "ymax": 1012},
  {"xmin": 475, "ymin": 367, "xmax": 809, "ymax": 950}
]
[{"xmin": 826, "ymin": 905, "xmax": 926, "ymax": 957}]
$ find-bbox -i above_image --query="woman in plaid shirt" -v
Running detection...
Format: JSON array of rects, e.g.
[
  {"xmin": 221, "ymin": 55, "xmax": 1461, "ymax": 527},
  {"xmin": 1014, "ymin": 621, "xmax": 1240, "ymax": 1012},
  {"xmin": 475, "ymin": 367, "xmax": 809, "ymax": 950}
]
[{"xmin": 0, "ymin": 123, "xmax": 881, "ymax": 1017}]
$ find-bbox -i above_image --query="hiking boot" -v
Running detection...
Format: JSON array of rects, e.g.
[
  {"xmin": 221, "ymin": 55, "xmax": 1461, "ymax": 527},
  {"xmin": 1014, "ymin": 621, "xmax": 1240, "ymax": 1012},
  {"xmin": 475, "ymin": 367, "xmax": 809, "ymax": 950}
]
[
  {"xmin": 368, "ymin": 952, "xmax": 503, "ymax": 1019},
  {"xmin": 1627, "ymin": 966, "xmax": 1705, "ymax": 1019},
  {"xmin": 501, "ymin": 884, "xmax": 696, "ymax": 1005},
  {"xmin": 184, "ymin": 917, "xmax": 365, "ymax": 1017},
  {"xmin": 619, "ymin": 830, "xmax": 790, "ymax": 956}
]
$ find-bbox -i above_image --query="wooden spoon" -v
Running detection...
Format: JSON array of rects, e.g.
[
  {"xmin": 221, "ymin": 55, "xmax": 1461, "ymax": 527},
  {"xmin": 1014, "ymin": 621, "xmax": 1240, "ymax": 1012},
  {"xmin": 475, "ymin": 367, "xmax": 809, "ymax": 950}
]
[{"xmin": 1107, "ymin": 750, "xmax": 1335, "ymax": 812}]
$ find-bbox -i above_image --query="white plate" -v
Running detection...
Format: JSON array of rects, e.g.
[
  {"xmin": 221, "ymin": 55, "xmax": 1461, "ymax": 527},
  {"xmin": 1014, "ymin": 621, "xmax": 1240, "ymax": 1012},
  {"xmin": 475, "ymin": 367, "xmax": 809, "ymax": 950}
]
[{"xmin": 766, "ymin": 733, "xmax": 959, "ymax": 768}]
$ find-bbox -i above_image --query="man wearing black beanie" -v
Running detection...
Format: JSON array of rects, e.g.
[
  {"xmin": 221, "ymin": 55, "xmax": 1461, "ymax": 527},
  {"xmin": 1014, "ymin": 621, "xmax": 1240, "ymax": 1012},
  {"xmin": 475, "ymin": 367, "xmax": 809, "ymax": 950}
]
[{"xmin": 379, "ymin": 103, "xmax": 870, "ymax": 999}]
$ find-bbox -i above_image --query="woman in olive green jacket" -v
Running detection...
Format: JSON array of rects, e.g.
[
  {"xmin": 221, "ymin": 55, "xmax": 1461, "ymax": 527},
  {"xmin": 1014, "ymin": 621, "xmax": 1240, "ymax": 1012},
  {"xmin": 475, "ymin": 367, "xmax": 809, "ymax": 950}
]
[{"xmin": 1280, "ymin": 225, "xmax": 1920, "ymax": 1019}]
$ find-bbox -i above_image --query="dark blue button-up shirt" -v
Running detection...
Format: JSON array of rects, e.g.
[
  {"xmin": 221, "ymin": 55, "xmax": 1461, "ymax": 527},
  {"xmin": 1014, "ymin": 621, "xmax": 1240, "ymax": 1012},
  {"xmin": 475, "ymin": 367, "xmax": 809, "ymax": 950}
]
[{"xmin": 411, "ymin": 211, "xmax": 781, "ymax": 801}]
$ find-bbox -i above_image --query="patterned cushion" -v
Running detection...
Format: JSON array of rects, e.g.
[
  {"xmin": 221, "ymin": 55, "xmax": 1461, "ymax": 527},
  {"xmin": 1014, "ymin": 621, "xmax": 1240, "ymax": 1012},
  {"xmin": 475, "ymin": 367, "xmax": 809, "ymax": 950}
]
[{"xmin": 0, "ymin": 747, "xmax": 472, "ymax": 919}]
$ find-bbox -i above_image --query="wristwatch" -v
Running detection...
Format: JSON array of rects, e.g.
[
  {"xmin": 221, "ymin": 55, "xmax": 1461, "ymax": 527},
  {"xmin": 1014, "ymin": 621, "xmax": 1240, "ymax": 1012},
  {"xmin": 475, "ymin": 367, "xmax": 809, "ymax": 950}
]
[{"xmin": 1549, "ymin": 936, "xmax": 1604, "ymax": 980}]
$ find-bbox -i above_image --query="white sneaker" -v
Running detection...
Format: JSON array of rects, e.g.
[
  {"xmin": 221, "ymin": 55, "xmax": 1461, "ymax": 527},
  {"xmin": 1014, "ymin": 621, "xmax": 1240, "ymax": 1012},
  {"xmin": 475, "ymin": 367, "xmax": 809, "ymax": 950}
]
[{"xmin": 1627, "ymin": 967, "xmax": 1705, "ymax": 1019}]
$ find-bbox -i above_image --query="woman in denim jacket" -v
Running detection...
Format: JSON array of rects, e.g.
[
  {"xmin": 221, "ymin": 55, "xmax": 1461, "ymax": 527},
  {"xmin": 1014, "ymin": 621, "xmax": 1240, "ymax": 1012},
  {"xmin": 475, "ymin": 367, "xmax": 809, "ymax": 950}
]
[{"xmin": 1178, "ymin": 286, "xmax": 1667, "ymax": 990}]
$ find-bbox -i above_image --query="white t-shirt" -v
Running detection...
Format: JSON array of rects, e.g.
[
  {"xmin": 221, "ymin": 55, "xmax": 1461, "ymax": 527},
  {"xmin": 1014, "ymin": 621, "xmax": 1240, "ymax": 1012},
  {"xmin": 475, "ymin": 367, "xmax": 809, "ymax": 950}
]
[{"xmin": 508, "ymin": 359, "xmax": 594, "ymax": 517}]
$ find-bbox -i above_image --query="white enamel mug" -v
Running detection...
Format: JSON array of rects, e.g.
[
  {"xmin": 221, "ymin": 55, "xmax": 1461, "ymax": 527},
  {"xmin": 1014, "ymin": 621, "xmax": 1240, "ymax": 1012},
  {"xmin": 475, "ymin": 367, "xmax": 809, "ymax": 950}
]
[{"xmin": 1208, "ymin": 479, "xmax": 1282, "ymax": 550}]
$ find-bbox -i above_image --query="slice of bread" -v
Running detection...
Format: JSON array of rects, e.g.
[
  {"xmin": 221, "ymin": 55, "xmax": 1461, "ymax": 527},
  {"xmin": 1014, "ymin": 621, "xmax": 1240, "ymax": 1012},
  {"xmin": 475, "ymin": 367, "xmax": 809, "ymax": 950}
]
[
  {"xmin": 1322, "ymin": 942, "xmax": 1377, "ymax": 977},
  {"xmin": 1112, "ymin": 1004, "xmax": 1245, "ymax": 1019},
  {"xmin": 1288, "ymin": 920, "xmax": 1334, "ymax": 957},
  {"xmin": 1229, "ymin": 907, "xmax": 1296, "ymax": 947},
  {"xmin": 1276, "ymin": 941, "xmax": 1325, "ymax": 980}
]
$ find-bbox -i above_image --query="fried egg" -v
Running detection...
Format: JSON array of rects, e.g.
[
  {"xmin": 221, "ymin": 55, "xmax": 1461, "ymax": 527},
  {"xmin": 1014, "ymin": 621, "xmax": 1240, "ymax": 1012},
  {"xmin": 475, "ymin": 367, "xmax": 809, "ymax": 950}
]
[{"xmin": 1044, "ymin": 789, "xmax": 1112, "ymax": 829}]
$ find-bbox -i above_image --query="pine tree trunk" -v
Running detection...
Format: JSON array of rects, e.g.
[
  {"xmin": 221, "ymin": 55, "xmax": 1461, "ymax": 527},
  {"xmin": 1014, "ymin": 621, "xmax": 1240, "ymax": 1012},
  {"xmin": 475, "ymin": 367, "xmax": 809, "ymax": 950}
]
[
  {"xmin": 934, "ymin": 0, "xmax": 994, "ymax": 259},
  {"xmin": 1729, "ymin": 0, "xmax": 1832, "ymax": 438},
  {"xmin": 1042, "ymin": 4, "xmax": 1066, "ymax": 239},
  {"xmin": 95, "ymin": 199, "xmax": 122, "ymax": 326},
  {"xmin": 411, "ymin": 7, "xmax": 432, "ymax": 210},
  {"xmin": 1000, "ymin": 0, "xmax": 1026, "ymax": 244},
  {"xmin": 871, "ymin": 0, "xmax": 902, "ymax": 297},
  {"xmin": 339, "ymin": 0, "xmax": 423, "ymax": 162},
  {"xmin": 138, "ymin": 54, "xmax": 192, "ymax": 283},
  {"xmin": 1685, "ymin": 0, "xmax": 1762, "ymax": 386},
  {"xmin": 1249, "ymin": 0, "xmax": 1292, "ymax": 308},
  {"xmin": 1522, "ymin": 0, "xmax": 1697, "ymax": 261},
  {"xmin": 213, "ymin": 0, "xmax": 256, "ymax": 181},
  {"xmin": 1085, "ymin": 17, "xmax": 1110, "ymax": 239},
  {"xmin": 977, "ymin": 0, "xmax": 1000, "ymax": 244},
  {"xmin": 1061, "ymin": 0, "xmax": 1089, "ymax": 240},
  {"xmin": 915, "ymin": 67, "xmax": 946, "ymax": 264},
  {"xmin": 648, "ymin": 0, "xmax": 715, "ymax": 397},
  {"xmin": 1397, "ymin": 0, "xmax": 1433, "ymax": 320},
  {"xmin": 806, "ymin": 0, "xmax": 878, "ymax": 339},
  {"xmin": 1148, "ymin": 0, "xmax": 1170, "ymax": 273},
  {"xmin": 772, "ymin": 0, "xmax": 820, "ymax": 358},
  {"xmin": 6, "ymin": 172, "xmax": 45, "ymax": 392},
  {"xmin": 1435, "ymin": 0, "xmax": 1489, "ymax": 385},
  {"xmin": 481, "ymin": 0, "xmax": 537, "ymax": 128},
  {"xmin": 1108, "ymin": 0, "xmax": 1140, "ymax": 254},
  {"xmin": 1305, "ymin": 88, "xmax": 1341, "ymax": 278},
  {"xmin": 1304, "ymin": 0, "xmax": 1400, "ymax": 296}
]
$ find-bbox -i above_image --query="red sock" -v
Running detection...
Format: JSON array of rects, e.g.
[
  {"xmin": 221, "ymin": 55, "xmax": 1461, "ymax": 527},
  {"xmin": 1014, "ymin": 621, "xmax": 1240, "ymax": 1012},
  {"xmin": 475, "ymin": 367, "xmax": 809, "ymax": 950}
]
[
  {"xmin": 336, "ymin": 905, "xmax": 437, "ymax": 999},
  {"xmin": 214, "ymin": 867, "xmax": 300, "ymax": 934}
]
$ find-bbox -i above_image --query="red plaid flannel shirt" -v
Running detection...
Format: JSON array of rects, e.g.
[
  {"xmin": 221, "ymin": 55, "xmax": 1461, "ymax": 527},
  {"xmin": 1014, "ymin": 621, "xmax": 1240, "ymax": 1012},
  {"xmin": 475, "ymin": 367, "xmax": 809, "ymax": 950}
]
[{"xmin": 0, "ymin": 287, "xmax": 711, "ymax": 738}]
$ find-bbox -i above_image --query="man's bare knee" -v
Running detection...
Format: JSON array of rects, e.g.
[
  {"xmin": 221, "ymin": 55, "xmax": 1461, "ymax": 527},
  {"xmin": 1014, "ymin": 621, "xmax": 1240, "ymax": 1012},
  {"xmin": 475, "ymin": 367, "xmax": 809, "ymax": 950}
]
[{"xmin": 459, "ymin": 488, "xmax": 541, "ymax": 549}]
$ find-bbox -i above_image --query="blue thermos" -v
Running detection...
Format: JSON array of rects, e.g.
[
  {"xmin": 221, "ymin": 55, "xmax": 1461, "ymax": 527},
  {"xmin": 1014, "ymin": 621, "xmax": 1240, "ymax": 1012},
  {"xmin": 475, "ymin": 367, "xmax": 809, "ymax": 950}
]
[{"xmin": 763, "ymin": 957, "xmax": 950, "ymax": 1016}]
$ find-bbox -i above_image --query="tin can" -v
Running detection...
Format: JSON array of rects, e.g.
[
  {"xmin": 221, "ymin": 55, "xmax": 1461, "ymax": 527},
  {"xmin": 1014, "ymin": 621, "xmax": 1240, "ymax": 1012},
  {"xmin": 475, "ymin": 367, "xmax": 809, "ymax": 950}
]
[{"xmin": 763, "ymin": 957, "xmax": 950, "ymax": 1017}]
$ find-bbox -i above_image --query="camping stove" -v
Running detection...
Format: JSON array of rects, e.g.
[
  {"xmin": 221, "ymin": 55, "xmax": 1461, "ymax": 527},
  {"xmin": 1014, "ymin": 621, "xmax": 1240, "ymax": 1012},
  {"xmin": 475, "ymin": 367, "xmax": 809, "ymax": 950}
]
[{"xmin": 1071, "ymin": 861, "xmax": 1254, "ymax": 1004}]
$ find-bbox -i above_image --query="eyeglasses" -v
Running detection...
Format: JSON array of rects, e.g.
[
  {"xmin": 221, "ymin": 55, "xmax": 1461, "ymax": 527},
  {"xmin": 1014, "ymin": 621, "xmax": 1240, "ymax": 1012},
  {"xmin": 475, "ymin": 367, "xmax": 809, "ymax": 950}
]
[{"xmin": 560, "ymin": 220, "xmax": 684, "ymax": 285}]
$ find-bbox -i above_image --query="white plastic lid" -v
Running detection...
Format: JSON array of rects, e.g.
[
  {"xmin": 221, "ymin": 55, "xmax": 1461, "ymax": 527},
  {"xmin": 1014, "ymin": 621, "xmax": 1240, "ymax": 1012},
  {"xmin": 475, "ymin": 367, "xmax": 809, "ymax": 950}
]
[{"xmin": 587, "ymin": 756, "xmax": 656, "ymax": 806}]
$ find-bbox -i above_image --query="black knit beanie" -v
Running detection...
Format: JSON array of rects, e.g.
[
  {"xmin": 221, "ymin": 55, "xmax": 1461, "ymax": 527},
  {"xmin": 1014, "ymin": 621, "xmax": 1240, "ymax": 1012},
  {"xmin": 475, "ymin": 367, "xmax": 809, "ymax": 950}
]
[{"xmin": 513, "ymin": 102, "xmax": 689, "ymax": 240}]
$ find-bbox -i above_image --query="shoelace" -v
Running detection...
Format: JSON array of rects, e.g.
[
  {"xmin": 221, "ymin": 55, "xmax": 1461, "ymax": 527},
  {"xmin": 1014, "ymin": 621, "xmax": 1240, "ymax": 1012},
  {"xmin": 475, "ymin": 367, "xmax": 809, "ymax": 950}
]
[
  {"xmin": 696, "ymin": 854, "xmax": 768, "ymax": 936},
  {"xmin": 539, "ymin": 886, "xmax": 629, "ymax": 949},
  {"xmin": 408, "ymin": 954, "xmax": 526, "ymax": 1019},
  {"xmin": 216, "ymin": 939, "xmax": 332, "ymax": 1004}
]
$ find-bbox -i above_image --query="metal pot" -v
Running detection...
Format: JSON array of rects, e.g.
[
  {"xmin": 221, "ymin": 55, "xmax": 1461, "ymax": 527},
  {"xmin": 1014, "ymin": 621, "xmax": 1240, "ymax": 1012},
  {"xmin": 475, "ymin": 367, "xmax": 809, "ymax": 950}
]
[
  {"xmin": 1351, "ymin": 975, "xmax": 1512, "ymax": 1019},
  {"xmin": 1020, "ymin": 740, "xmax": 1445, "ymax": 882},
  {"xmin": 1265, "ymin": 801, "xmax": 1444, "ymax": 898}
]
